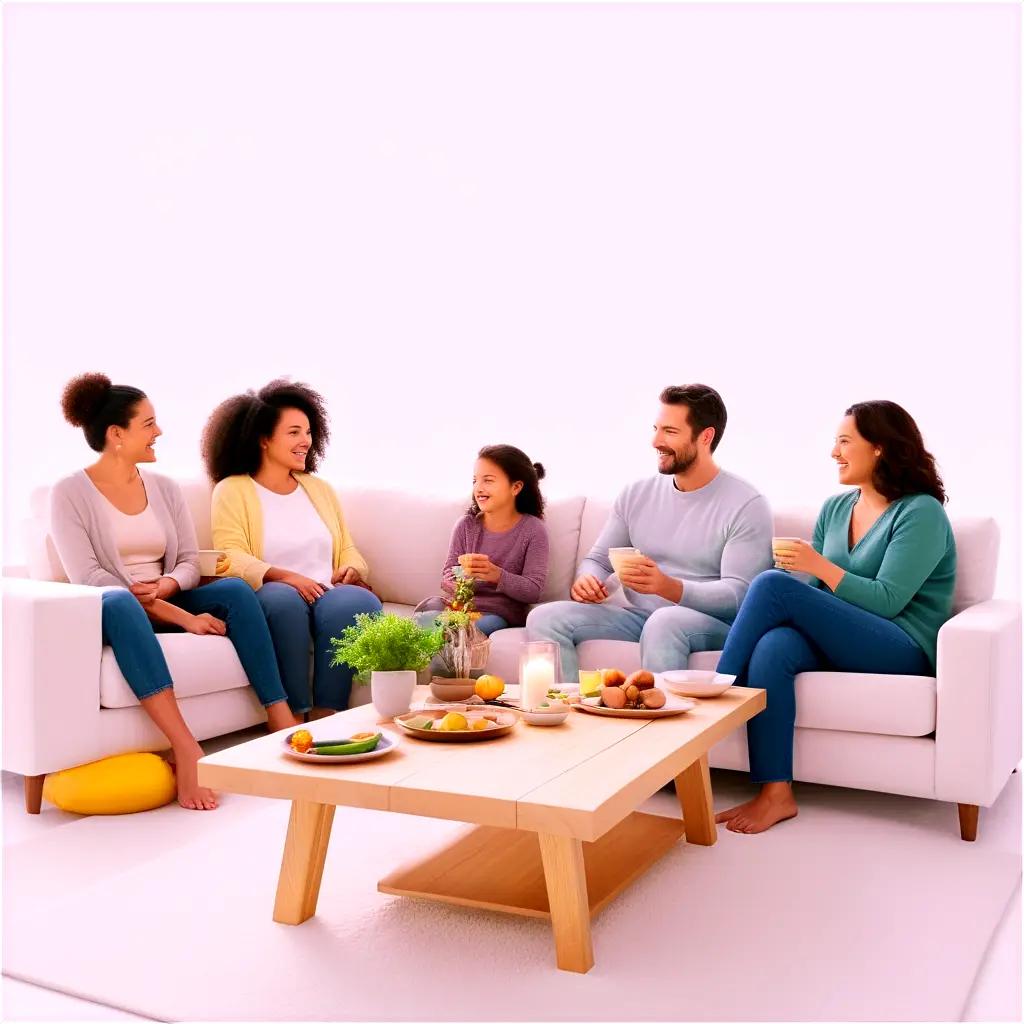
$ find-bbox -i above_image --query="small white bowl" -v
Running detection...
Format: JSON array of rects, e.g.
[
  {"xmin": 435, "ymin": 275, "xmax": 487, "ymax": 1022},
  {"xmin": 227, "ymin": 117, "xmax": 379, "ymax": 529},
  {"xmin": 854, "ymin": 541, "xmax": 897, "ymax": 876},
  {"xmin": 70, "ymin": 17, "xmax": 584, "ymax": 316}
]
[
  {"xmin": 521, "ymin": 707, "xmax": 570, "ymax": 726},
  {"xmin": 659, "ymin": 670, "xmax": 736, "ymax": 698}
]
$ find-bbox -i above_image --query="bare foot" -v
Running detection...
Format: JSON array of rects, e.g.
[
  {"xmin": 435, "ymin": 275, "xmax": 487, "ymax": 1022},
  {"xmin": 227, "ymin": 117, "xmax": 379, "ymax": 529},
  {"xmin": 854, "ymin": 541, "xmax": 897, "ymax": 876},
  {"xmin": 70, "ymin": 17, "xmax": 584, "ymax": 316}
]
[
  {"xmin": 715, "ymin": 798, "xmax": 760, "ymax": 825},
  {"xmin": 308, "ymin": 707, "xmax": 337, "ymax": 722},
  {"xmin": 172, "ymin": 744, "xmax": 218, "ymax": 810},
  {"xmin": 266, "ymin": 702, "xmax": 302, "ymax": 733},
  {"xmin": 725, "ymin": 783, "xmax": 798, "ymax": 834}
]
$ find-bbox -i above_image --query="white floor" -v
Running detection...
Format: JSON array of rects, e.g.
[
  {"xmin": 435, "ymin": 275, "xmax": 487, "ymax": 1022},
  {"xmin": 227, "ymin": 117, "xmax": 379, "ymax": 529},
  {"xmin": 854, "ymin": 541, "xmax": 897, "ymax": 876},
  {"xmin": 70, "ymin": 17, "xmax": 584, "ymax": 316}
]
[{"xmin": 2, "ymin": 734, "xmax": 1021, "ymax": 1023}]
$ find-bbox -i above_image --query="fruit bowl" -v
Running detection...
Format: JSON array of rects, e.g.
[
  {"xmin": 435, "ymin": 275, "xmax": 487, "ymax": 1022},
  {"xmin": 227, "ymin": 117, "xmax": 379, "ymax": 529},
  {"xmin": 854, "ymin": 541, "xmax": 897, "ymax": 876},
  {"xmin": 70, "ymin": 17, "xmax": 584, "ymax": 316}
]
[
  {"xmin": 395, "ymin": 708, "xmax": 518, "ymax": 742},
  {"xmin": 659, "ymin": 670, "xmax": 736, "ymax": 698}
]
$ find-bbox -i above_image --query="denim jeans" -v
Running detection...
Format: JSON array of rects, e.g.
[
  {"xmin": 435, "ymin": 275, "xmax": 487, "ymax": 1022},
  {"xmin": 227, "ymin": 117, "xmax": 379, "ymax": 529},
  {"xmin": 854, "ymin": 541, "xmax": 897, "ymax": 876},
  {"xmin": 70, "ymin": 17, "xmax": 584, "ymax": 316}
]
[
  {"xmin": 525, "ymin": 599, "xmax": 731, "ymax": 682},
  {"xmin": 101, "ymin": 579, "xmax": 290, "ymax": 707},
  {"xmin": 256, "ymin": 582, "xmax": 383, "ymax": 712},
  {"xmin": 717, "ymin": 570, "xmax": 932, "ymax": 784}
]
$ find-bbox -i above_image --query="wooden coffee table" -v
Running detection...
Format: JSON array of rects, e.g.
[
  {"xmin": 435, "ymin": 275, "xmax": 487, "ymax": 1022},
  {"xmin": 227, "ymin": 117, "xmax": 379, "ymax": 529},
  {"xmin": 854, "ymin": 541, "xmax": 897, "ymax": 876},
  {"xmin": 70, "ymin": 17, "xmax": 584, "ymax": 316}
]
[{"xmin": 198, "ymin": 686, "xmax": 764, "ymax": 973}]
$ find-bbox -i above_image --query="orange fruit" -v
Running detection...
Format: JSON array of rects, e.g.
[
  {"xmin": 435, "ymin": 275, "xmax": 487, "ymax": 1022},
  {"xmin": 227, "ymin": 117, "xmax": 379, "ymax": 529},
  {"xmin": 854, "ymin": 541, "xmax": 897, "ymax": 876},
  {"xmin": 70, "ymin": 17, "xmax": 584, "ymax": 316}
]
[{"xmin": 474, "ymin": 674, "xmax": 505, "ymax": 701}]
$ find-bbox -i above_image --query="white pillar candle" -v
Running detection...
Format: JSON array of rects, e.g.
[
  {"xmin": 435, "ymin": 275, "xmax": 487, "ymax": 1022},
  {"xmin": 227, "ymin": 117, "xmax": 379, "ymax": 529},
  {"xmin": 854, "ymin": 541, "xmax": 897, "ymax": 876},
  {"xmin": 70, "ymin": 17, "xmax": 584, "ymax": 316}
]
[{"xmin": 521, "ymin": 657, "xmax": 553, "ymax": 711}]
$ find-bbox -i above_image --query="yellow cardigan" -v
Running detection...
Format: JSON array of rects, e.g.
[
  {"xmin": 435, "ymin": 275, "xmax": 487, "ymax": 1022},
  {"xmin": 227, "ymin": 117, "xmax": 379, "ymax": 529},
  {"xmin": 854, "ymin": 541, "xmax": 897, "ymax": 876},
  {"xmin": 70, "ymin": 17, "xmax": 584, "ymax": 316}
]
[{"xmin": 211, "ymin": 473, "xmax": 370, "ymax": 591}]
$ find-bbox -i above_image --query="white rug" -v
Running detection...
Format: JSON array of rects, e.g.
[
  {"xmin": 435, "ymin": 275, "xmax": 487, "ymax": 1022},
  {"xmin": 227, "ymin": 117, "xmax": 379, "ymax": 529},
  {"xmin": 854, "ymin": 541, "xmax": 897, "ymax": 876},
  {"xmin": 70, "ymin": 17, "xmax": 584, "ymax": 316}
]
[{"xmin": 3, "ymin": 779, "xmax": 1019, "ymax": 1023}]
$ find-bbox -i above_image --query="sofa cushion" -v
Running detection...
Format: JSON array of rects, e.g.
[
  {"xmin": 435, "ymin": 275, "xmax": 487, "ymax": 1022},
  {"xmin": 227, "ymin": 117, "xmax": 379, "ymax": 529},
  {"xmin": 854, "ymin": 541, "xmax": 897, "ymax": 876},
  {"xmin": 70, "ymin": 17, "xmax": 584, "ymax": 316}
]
[
  {"xmin": 572, "ymin": 640, "xmax": 935, "ymax": 737},
  {"xmin": 338, "ymin": 487, "xmax": 583, "ymax": 607},
  {"xmin": 100, "ymin": 634, "xmax": 251, "ymax": 709},
  {"xmin": 575, "ymin": 497, "xmax": 997, "ymax": 614}
]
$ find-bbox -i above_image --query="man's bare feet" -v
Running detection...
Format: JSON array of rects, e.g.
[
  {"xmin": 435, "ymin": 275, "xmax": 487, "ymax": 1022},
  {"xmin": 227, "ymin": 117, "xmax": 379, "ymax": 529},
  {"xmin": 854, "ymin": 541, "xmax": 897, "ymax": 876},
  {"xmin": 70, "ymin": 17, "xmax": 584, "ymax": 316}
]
[
  {"xmin": 266, "ymin": 702, "xmax": 302, "ymax": 733},
  {"xmin": 716, "ymin": 782, "xmax": 798, "ymax": 834},
  {"xmin": 172, "ymin": 744, "xmax": 218, "ymax": 810}
]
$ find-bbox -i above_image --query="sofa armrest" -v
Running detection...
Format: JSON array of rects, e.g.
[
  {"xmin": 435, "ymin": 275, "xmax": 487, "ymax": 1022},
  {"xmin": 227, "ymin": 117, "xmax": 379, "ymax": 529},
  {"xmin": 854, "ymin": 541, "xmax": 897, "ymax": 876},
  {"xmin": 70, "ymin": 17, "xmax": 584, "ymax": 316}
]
[
  {"xmin": 1, "ymin": 578, "xmax": 105, "ymax": 776},
  {"xmin": 934, "ymin": 599, "xmax": 1022, "ymax": 806}
]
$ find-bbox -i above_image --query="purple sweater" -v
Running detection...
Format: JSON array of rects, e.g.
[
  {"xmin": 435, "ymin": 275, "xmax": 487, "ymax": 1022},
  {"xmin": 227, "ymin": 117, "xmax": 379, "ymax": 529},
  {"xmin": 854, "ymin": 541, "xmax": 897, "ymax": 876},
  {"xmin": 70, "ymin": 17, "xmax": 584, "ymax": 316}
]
[{"xmin": 440, "ymin": 513, "xmax": 549, "ymax": 627}]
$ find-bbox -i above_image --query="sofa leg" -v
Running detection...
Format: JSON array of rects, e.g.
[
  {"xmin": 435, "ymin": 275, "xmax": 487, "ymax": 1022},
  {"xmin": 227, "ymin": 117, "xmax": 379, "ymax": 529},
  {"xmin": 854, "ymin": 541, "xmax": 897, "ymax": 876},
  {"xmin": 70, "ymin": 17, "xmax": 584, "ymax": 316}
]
[
  {"xmin": 24, "ymin": 774, "xmax": 45, "ymax": 814},
  {"xmin": 958, "ymin": 803, "xmax": 979, "ymax": 842}
]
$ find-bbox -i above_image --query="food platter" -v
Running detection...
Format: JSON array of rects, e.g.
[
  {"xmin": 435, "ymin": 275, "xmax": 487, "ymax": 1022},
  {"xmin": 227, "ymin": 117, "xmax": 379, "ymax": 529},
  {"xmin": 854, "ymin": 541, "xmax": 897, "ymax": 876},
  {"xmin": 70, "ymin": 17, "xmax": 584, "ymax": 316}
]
[{"xmin": 573, "ymin": 694, "xmax": 697, "ymax": 719}]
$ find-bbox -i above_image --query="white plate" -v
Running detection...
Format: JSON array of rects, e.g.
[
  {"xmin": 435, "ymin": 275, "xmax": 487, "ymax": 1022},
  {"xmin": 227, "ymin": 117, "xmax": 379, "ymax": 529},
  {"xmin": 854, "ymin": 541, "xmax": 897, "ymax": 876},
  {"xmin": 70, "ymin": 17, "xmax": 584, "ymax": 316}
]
[
  {"xmin": 574, "ymin": 694, "xmax": 697, "ymax": 719},
  {"xmin": 658, "ymin": 670, "xmax": 736, "ymax": 698},
  {"xmin": 521, "ymin": 708, "xmax": 570, "ymax": 726},
  {"xmin": 282, "ymin": 730, "xmax": 399, "ymax": 764}
]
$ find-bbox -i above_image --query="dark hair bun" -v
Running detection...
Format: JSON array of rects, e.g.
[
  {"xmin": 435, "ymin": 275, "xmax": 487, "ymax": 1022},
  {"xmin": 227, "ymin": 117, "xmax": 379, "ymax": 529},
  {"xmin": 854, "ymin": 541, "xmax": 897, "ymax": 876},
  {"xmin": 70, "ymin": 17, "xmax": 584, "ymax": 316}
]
[
  {"xmin": 61, "ymin": 373, "xmax": 112, "ymax": 427},
  {"xmin": 533, "ymin": 462, "xmax": 546, "ymax": 481}
]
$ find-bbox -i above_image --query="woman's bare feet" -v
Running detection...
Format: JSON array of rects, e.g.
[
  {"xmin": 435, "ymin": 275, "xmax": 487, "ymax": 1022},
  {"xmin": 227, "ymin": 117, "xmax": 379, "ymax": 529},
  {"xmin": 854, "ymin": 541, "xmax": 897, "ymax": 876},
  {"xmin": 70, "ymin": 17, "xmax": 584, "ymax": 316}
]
[
  {"xmin": 715, "ymin": 782, "xmax": 798, "ymax": 834},
  {"xmin": 308, "ymin": 707, "xmax": 337, "ymax": 722},
  {"xmin": 172, "ymin": 743, "xmax": 218, "ymax": 810},
  {"xmin": 266, "ymin": 702, "xmax": 302, "ymax": 733}
]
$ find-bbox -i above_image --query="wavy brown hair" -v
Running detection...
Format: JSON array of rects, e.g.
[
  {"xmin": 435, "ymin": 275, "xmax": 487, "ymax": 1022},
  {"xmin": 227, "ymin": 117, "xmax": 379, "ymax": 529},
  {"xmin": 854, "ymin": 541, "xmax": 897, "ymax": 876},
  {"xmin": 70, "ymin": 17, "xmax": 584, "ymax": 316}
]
[
  {"xmin": 847, "ymin": 400, "xmax": 947, "ymax": 504},
  {"xmin": 201, "ymin": 379, "xmax": 330, "ymax": 482}
]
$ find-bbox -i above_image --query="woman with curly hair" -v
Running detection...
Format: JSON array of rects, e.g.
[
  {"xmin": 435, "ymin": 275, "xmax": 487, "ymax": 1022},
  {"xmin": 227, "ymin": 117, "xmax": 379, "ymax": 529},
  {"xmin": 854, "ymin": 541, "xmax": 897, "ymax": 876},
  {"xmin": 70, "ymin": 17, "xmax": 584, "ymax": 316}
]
[
  {"xmin": 713, "ymin": 401, "xmax": 957, "ymax": 834},
  {"xmin": 414, "ymin": 445, "xmax": 550, "ymax": 636},
  {"xmin": 51, "ymin": 374, "xmax": 299, "ymax": 811},
  {"xmin": 202, "ymin": 379, "xmax": 382, "ymax": 716}
]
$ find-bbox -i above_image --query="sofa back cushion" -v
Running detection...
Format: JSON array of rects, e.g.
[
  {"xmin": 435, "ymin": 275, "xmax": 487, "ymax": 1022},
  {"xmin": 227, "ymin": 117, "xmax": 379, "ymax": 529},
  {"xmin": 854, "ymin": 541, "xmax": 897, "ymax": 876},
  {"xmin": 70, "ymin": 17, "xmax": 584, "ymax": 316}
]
[
  {"xmin": 576, "ymin": 497, "xmax": 998, "ymax": 614},
  {"xmin": 339, "ymin": 488, "xmax": 584, "ymax": 605},
  {"xmin": 25, "ymin": 482, "xmax": 999, "ymax": 614}
]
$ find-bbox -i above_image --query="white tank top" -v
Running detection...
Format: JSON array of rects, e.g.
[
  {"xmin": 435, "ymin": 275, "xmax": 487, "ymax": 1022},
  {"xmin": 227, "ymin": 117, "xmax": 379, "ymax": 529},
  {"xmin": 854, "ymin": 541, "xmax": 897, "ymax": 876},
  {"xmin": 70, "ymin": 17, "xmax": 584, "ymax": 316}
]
[
  {"xmin": 106, "ymin": 502, "xmax": 167, "ymax": 583},
  {"xmin": 256, "ymin": 481, "xmax": 334, "ymax": 587}
]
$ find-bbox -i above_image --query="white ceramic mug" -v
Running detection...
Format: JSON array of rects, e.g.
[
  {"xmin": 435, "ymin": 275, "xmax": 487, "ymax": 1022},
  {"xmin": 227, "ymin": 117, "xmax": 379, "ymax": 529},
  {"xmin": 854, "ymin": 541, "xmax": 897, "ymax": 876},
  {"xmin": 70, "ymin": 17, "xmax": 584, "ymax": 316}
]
[{"xmin": 197, "ymin": 549, "xmax": 226, "ymax": 577}]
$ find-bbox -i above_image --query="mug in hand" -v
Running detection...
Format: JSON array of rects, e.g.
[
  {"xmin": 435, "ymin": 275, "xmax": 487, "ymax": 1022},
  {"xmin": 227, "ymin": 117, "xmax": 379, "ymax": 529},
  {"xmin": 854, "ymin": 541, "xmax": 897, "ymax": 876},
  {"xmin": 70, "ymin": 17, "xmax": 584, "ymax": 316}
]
[
  {"xmin": 609, "ymin": 547, "xmax": 643, "ymax": 577},
  {"xmin": 771, "ymin": 537, "xmax": 800, "ymax": 571},
  {"xmin": 458, "ymin": 553, "xmax": 478, "ymax": 577}
]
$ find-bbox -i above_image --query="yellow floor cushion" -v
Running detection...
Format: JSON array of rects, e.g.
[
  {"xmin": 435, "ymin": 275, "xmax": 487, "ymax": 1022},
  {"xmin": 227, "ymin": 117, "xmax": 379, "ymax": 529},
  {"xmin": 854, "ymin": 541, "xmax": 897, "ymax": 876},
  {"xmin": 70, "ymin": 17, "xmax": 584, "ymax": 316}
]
[{"xmin": 43, "ymin": 752, "xmax": 177, "ymax": 814}]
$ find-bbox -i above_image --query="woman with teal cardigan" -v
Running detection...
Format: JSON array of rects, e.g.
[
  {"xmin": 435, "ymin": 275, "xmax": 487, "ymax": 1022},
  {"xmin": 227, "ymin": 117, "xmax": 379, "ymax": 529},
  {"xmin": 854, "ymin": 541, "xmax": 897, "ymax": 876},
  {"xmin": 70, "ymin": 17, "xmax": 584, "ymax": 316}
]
[{"xmin": 715, "ymin": 401, "xmax": 956, "ymax": 834}]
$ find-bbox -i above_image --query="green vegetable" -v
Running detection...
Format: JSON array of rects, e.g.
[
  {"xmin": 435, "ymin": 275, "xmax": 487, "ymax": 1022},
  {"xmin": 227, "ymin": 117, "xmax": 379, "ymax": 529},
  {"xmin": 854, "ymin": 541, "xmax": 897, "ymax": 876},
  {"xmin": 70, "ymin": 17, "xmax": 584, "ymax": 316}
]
[{"xmin": 314, "ymin": 736, "xmax": 381, "ymax": 756}]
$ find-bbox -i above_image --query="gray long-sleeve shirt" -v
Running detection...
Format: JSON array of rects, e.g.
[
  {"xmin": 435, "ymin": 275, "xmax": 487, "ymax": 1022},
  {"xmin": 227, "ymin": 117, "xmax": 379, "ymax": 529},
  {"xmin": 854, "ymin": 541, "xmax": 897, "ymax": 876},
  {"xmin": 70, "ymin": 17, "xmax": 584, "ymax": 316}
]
[
  {"xmin": 49, "ymin": 469, "xmax": 201, "ymax": 591},
  {"xmin": 579, "ymin": 470, "xmax": 773, "ymax": 622}
]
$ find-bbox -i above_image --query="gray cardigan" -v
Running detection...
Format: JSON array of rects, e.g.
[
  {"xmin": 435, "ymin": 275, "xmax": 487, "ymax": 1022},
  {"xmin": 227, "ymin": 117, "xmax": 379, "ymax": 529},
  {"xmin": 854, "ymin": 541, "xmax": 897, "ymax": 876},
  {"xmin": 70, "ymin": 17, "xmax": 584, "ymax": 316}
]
[{"xmin": 49, "ymin": 470, "xmax": 201, "ymax": 591}]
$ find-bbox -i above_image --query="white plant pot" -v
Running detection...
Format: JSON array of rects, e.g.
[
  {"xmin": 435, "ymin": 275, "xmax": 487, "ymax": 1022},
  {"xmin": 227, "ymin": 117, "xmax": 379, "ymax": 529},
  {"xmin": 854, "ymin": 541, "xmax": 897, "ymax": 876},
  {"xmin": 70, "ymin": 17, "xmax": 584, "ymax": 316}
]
[{"xmin": 370, "ymin": 670, "xmax": 418, "ymax": 719}]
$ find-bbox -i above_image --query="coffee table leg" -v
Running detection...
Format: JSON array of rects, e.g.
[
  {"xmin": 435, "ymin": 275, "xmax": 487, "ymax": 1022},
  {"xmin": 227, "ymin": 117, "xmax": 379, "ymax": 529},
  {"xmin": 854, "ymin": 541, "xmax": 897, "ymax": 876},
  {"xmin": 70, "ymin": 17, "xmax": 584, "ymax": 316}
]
[
  {"xmin": 538, "ymin": 833, "xmax": 594, "ymax": 973},
  {"xmin": 675, "ymin": 753, "xmax": 717, "ymax": 846},
  {"xmin": 273, "ymin": 800, "xmax": 336, "ymax": 925}
]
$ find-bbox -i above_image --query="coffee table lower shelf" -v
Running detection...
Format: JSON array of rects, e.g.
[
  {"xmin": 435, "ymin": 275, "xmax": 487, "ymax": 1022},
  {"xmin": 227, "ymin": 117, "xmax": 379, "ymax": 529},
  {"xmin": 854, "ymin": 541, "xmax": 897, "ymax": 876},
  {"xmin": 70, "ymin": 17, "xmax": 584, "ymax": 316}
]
[{"xmin": 378, "ymin": 811, "xmax": 685, "ymax": 960}]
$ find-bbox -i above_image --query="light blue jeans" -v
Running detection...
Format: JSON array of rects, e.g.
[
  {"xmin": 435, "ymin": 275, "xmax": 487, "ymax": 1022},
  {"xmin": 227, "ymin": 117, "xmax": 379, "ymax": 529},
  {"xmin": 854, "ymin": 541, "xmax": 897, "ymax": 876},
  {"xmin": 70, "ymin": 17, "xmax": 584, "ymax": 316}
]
[
  {"xmin": 413, "ymin": 609, "xmax": 509, "ymax": 637},
  {"xmin": 525, "ymin": 599, "xmax": 732, "ymax": 681}
]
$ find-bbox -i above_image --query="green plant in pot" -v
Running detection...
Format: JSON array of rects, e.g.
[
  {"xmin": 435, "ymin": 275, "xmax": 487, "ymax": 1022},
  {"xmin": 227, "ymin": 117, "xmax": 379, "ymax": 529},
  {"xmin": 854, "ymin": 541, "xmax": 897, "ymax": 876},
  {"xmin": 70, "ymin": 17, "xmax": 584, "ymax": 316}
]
[{"xmin": 330, "ymin": 612, "xmax": 443, "ymax": 719}]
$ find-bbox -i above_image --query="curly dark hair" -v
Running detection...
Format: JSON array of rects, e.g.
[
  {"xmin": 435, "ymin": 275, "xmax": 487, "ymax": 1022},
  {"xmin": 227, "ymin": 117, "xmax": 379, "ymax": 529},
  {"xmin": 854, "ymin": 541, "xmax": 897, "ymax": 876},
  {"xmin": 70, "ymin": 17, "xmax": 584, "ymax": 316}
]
[
  {"xmin": 61, "ymin": 373, "xmax": 147, "ymax": 452},
  {"xmin": 660, "ymin": 384, "xmax": 727, "ymax": 452},
  {"xmin": 201, "ymin": 379, "xmax": 331, "ymax": 482},
  {"xmin": 467, "ymin": 445, "xmax": 546, "ymax": 519},
  {"xmin": 846, "ymin": 400, "xmax": 947, "ymax": 504}
]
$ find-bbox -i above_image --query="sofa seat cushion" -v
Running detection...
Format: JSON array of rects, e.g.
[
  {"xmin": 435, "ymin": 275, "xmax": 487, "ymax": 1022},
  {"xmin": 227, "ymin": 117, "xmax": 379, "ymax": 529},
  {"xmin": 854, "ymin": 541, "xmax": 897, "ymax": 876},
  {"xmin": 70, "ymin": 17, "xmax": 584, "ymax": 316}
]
[
  {"xmin": 572, "ymin": 640, "xmax": 937, "ymax": 737},
  {"xmin": 100, "ymin": 634, "xmax": 252, "ymax": 709}
]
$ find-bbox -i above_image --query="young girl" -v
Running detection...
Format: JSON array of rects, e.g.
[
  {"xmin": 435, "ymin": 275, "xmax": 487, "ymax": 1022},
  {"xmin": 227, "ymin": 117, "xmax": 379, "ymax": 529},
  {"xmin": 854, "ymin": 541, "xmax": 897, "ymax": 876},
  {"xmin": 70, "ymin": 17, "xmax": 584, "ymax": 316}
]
[{"xmin": 418, "ymin": 445, "xmax": 550, "ymax": 636}]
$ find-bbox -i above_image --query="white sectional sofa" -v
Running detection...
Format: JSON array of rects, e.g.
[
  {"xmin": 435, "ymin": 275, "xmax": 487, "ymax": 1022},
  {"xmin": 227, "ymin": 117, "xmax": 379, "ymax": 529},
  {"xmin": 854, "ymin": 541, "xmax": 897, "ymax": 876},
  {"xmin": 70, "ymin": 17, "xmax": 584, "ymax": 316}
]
[{"xmin": 3, "ymin": 480, "xmax": 1020, "ymax": 839}]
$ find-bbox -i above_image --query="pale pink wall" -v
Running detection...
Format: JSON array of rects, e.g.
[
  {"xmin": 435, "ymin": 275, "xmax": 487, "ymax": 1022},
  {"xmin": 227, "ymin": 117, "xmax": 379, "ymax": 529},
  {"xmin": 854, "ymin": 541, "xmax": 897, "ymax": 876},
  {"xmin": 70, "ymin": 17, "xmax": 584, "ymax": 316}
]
[{"xmin": 3, "ymin": 3, "xmax": 1020, "ymax": 593}]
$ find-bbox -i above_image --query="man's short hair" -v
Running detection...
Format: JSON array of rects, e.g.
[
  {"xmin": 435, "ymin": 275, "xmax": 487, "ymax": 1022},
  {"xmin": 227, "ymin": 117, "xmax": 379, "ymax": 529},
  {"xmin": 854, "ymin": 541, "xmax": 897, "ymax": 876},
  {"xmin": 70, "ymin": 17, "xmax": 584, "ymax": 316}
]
[{"xmin": 659, "ymin": 384, "xmax": 727, "ymax": 452}]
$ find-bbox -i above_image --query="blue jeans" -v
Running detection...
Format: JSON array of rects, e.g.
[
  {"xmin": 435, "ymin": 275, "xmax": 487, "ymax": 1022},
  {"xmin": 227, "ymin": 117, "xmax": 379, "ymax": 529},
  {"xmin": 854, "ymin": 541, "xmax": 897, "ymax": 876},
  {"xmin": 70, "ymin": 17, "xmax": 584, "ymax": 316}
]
[
  {"xmin": 256, "ymin": 583, "xmax": 383, "ymax": 712},
  {"xmin": 717, "ymin": 570, "xmax": 932, "ymax": 784},
  {"xmin": 525, "ymin": 600, "xmax": 731, "ymax": 681},
  {"xmin": 101, "ymin": 580, "xmax": 290, "ymax": 707}
]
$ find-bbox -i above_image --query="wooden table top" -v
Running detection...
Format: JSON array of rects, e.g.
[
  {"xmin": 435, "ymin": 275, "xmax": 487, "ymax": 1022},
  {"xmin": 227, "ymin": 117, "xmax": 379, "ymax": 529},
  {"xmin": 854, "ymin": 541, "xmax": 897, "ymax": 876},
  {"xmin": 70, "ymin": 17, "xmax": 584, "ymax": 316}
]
[{"xmin": 199, "ymin": 686, "xmax": 765, "ymax": 841}]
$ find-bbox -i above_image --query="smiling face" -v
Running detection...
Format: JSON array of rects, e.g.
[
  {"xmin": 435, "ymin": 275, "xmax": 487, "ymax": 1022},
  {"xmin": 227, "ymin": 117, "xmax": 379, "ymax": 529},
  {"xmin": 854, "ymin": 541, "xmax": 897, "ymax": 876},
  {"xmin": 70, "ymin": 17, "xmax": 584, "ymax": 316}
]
[
  {"xmin": 473, "ymin": 457, "xmax": 521, "ymax": 515},
  {"xmin": 108, "ymin": 397, "xmax": 161, "ymax": 464},
  {"xmin": 832, "ymin": 414, "xmax": 881, "ymax": 487},
  {"xmin": 652, "ymin": 403, "xmax": 709, "ymax": 475},
  {"xmin": 261, "ymin": 407, "xmax": 312, "ymax": 473}
]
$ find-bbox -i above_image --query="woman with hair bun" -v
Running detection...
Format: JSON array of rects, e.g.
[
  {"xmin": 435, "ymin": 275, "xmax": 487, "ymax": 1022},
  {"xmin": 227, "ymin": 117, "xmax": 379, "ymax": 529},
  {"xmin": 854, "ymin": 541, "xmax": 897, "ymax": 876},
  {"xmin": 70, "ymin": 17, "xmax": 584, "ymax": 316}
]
[
  {"xmin": 714, "ymin": 400, "xmax": 957, "ymax": 834},
  {"xmin": 202, "ymin": 379, "xmax": 382, "ymax": 717},
  {"xmin": 51, "ymin": 374, "xmax": 298, "ymax": 811},
  {"xmin": 415, "ymin": 445, "xmax": 550, "ymax": 636}
]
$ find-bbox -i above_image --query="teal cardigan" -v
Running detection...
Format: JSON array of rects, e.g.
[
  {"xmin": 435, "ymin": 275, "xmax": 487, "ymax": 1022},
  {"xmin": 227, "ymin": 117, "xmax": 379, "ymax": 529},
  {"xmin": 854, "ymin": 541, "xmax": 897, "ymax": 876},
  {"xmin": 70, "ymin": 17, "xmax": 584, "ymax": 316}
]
[{"xmin": 811, "ymin": 491, "xmax": 956, "ymax": 670}]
